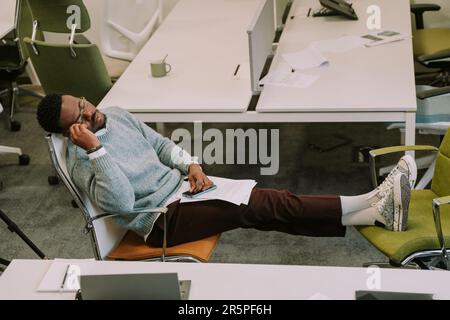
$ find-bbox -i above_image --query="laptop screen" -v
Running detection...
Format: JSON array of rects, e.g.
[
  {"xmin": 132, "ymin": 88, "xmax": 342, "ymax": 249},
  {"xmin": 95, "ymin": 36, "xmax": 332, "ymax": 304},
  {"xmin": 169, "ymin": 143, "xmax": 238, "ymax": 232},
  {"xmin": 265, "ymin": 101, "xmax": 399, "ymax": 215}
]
[{"xmin": 79, "ymin": 273, "xmax": 190, "ymax": 300}]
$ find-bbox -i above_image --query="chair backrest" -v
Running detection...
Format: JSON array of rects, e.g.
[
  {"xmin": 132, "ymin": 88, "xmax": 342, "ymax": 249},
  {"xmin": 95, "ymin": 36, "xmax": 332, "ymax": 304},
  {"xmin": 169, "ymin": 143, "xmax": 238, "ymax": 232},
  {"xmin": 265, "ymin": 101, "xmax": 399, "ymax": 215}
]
[
  {"xmin": 23, "ymin": 38, "xmax": 112, "ymax": 105},
  {"xmin": 432, "ymin": 128, "xmax": 450, "ymax": 197},
  {"xmin": 46, "ymin": 134, "xmax": 127, "ymax": 260},
  {"xmin": 247, "ymin": 0, "xmax": 275, "ymax": 94},
  {"xmin": 101, "ymin": 0, "xmax": 163, "ymax": 61},
  {"xmin": 27, "ymin": 0, "xmax": 91, "ymax": 33},
  {"xmin": 16, "ymin": 0, "xmax": 43, "ymax": 61}
]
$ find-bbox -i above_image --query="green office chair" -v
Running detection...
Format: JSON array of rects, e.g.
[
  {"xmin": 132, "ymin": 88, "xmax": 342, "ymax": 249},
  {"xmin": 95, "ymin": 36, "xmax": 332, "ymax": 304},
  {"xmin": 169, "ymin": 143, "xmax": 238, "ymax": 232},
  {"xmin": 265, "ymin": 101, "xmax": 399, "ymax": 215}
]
[
  {"xmin": 411, "ymin": 4, "xmax": 450, "ymax": 86},
  {"xmin": 0, "ymin": 0, "xmax": 44, "ymax": 131},
  {"xmin": 356, "ymin": 128, "xmax": 450, "ymax": 270},
  {"xmin": 23, "ymin": 0, "xmax": 112, "ymax": 105}
]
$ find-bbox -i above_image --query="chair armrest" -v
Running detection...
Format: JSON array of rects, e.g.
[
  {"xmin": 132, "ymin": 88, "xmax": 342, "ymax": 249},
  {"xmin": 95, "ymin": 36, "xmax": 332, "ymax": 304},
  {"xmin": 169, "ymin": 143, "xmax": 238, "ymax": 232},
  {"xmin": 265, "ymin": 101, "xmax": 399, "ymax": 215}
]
[
  {"xmin": 411, "ymin": 3, "xmax": 441, "ymax": 29},
  {"xmin": 418, "ymin": 49, "xmax": 450, "ymax": 63},
  {"xmin": 369, "ymin": 145, "xmax": 439, "ymax": 157},
  {"xmin": 432, "ymin": 196, "xmax": 450, "ymax": 269},
  {"xmin": 368, "ymin": 146, "xmax": 439, "ymax": 188},
  {"xmin": 418, "ymin": 49, "xmax": 450, "ymax": 69},
  {"xmin": 417, "ymin": 86, "xmax": 450, "ymax": 100}
]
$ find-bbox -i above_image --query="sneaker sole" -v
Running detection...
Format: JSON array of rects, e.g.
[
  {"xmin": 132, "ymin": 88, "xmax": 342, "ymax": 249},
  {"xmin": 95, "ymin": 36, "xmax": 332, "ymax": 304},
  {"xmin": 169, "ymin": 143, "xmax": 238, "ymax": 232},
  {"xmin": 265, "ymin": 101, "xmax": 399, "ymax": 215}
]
[
  {"xmin": 401, "ymin": 155, "xmax": 417, "ymax": 188},
  {"xmin": 393, "ymin": 174, "xmax": 410, "ymax": 232}
]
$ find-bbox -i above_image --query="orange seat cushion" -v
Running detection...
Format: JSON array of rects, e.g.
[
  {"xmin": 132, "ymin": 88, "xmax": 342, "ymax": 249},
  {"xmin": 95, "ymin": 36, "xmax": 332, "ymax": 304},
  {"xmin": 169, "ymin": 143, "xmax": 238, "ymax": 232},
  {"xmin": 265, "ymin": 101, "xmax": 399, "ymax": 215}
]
[{"xmin": 107, "ymin": 231, "xmax": 220, "ymax": 262}]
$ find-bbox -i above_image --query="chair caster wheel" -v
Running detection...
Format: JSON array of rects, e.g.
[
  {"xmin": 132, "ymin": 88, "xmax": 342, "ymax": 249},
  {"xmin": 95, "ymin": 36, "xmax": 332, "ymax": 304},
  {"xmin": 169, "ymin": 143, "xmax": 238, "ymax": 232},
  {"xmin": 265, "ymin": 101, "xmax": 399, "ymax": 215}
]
[
  {"xmin": 19, "ymin": 154, "xmax": 30, "ymax": 165},
  {"xmin": 71, "ymin": 200, "xmax": 79, "ymax": 208},
  {"xmin": 48, "ymin": 176, "xmax": 59, "ymax": 185},
  {"xmin": 10, "ymin": 120, "xmax": 21, "ymax": 132}
]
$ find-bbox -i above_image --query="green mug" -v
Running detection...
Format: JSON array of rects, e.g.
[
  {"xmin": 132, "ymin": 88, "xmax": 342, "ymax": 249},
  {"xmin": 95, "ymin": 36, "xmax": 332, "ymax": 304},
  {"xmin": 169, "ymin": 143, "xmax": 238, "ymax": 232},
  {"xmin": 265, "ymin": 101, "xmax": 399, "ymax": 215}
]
[{"xmin": 151, "ymin": 60, "xmax": 172, "ymax": 78}]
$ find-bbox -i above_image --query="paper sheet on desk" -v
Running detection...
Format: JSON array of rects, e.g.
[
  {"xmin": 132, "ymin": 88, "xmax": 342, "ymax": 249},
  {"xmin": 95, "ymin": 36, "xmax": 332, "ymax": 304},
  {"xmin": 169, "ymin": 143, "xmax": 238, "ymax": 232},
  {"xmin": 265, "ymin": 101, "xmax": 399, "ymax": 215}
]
[
  {"xmin": 362, "ymin": 30, "xmax": 411, "ymax": 47},
  {"xmin": 259, "ymin": 69, "xmax": 320, "ymax": 88},
  {"xmin": 282, "ymin": 47, "xmax": 329, "ymax": 70},
  {"xmin": 171, "ymin": 176, "xmax": 257, "ymax": 206},
  {"xmin": 311, "ymin": 36, "xmax": 370, "ymax": 54},
  {"xmin": 37, "ymin": 259, "xmax": 94, "ymax": 292}
]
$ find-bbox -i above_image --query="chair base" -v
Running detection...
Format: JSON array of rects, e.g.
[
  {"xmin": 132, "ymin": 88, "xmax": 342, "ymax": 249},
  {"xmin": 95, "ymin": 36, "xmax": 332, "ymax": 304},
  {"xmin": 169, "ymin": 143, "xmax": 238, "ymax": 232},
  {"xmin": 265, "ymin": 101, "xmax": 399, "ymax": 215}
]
[
  {"xmin": 401, "ymin": 250, "xmax": 450, "ymax": 270},
  {"xmin": 0, "ymin": 82, "xmax": 43, "ymax": 131},
  {"xmin": 362, "ymin": 261, "xmax": 421, "ymax": 269},
  {"xmin": 140, "ymin": 255, "xmax": 204, "ymax": 263}
]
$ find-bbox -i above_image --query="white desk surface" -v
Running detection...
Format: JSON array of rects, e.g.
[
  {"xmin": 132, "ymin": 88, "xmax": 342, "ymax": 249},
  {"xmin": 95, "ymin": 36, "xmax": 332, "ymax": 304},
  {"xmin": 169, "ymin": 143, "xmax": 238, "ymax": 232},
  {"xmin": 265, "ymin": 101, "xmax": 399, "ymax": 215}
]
[
  {"xmin": 1, "ymin": 259, "xmax": 450, "ymax": 300},
  {"xmin": 0, "ymin": 0, "xmax": 15, "ymax": 39},
  {"xmin": 257, "ymin": 0, "xmax": 417, "ymax": 113},
  {"xmin": 98, "ymin": 0, "xmax": 260, "ymax": 113}
]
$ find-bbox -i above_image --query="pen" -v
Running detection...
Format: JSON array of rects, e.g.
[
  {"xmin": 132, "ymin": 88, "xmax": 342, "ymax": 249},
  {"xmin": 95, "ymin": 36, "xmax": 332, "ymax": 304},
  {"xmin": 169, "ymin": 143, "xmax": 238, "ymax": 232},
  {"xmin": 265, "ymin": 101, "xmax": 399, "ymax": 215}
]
[
  {"xmin": 61, "ymin": 265, "xmax": 70, "ymax": 289},
  {"xmin": 307, "ymin": 8, "xmax": 311, "ymax": 17},
  {"xmin": 233, "ymin": 64, "xmax": 240, "ymax": 76}
]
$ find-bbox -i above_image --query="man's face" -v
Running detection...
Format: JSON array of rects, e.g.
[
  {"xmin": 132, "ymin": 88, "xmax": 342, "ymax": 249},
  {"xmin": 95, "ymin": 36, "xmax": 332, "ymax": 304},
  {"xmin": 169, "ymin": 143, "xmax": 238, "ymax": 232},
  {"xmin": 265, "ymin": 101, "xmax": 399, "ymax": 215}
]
[{"xmin": 59, "ymin": 95, "xmax": 106, "ymax": 134}]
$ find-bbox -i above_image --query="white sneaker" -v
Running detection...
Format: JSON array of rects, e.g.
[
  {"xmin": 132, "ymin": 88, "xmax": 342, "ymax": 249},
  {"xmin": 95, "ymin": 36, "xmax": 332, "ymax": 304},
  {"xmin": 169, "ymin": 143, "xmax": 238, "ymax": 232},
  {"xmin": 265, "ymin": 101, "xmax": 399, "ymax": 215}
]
[
  {"xmin": 373, "ymin": 173, "xmax": 411, "ymax": 232},
  {"xmin": 371, "ymin": 155, "xmax": 417, "ymax": 202}
]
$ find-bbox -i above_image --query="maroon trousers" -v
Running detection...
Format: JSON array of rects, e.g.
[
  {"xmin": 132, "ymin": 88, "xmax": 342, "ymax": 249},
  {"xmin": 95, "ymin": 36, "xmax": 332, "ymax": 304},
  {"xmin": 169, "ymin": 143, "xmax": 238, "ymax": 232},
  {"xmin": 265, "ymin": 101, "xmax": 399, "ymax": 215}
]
[{"xmin": 146, "ymin": 187, "xmax": 346, "ymax": 247}]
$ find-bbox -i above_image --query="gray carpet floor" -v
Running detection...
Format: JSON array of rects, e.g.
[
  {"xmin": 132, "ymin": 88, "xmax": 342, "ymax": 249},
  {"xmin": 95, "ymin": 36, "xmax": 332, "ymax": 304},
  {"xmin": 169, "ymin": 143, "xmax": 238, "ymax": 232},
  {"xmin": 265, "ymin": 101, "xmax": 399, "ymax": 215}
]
[{"xmin": 0, "ymin": 94, "xmax": 440, "ymax": 267}]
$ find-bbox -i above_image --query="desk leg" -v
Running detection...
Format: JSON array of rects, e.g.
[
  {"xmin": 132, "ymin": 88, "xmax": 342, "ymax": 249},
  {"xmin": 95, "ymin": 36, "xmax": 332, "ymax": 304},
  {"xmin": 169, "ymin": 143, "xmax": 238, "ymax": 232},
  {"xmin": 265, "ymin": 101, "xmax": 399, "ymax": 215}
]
[
  {"xmin": 405, "ymin": 112, "xmax": 416, "ymax": 158},
  {"xmin": 156, "ymin": 123, "xmax": 166, "ymax": 135}
]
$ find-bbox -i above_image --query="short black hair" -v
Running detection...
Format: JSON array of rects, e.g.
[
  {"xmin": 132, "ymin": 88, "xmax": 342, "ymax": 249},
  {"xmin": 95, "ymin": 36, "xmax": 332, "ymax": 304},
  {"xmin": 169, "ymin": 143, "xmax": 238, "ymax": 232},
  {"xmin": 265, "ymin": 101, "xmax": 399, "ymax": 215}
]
[{"xmin": 37, "ymin": 94, "xmax": 63, "ymax": 133}]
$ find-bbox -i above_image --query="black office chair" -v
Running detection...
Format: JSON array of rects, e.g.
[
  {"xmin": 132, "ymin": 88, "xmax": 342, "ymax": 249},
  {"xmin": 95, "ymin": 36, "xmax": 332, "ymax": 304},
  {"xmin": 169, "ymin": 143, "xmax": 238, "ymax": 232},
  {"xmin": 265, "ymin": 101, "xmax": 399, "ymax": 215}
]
[
  {"xmin": 0, "ymin": 0, "xmax": 44, "ymax": 131},
  {"xmin": 410, "ymin": 3, "xmax": 450, "ymax": 86}
]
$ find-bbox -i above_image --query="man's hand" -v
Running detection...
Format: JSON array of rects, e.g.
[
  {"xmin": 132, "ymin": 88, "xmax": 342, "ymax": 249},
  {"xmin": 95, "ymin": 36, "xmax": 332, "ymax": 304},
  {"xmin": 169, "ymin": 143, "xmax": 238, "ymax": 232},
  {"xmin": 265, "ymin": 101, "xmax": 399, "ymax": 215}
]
[
  {"xmin": 188, "ymin": 164, "xmax": 213, "ymax": 193},
  {"xmin": 69, "ymin": 123, "xmax": 101, "ymax": 151}
]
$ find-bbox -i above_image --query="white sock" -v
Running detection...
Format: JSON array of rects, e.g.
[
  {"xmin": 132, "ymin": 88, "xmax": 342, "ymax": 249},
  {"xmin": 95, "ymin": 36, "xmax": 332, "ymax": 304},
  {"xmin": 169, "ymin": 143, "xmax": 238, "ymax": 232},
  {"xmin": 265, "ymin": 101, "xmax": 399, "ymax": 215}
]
[
  {"xmin": 340, "ymin": 190, "xmax": 378, "ymax": 215},
  {"xmin": 341, "ymin": 206, "xmax": 385, "ymax": 226}
]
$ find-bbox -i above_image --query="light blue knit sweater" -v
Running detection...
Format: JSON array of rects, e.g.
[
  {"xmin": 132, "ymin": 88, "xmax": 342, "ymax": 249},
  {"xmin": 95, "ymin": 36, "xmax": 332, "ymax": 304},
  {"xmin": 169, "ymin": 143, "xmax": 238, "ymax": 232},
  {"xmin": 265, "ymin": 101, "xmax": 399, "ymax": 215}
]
[{"xmin": 67, "ymin": 107, "xmax": 190, "ymax": 237}]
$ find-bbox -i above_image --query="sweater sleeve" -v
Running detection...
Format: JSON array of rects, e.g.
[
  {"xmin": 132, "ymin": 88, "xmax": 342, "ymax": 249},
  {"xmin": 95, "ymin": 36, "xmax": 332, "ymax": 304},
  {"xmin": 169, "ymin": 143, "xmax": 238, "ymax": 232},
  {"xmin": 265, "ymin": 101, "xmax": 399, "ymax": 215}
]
[
  {"xmin": 130, "ymin": 113, "xmax": 195, "ymax": 174},
  {"xmin": 72, "ymin": 151, "xmax": 136, "ymax": 214}
]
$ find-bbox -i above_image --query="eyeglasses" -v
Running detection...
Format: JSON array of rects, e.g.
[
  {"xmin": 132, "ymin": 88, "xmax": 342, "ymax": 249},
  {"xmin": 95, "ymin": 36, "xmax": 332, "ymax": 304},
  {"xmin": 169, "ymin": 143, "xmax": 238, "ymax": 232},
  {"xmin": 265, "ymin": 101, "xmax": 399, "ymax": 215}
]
[{"xmin": 76, "ymin": 97, "xmax": 86, "ymax": 125}]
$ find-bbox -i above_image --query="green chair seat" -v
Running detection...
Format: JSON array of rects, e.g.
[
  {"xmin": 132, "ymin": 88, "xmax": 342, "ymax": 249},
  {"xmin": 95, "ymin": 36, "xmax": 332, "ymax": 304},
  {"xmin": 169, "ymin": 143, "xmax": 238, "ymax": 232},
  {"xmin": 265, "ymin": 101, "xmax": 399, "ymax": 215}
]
[
  {"xmin": 413, "ymin": 28, "xmax": 450, "ymax": 57},
  {"xmin": 356, "ymin": 189, "xmax": 450, "ymax": 265}
]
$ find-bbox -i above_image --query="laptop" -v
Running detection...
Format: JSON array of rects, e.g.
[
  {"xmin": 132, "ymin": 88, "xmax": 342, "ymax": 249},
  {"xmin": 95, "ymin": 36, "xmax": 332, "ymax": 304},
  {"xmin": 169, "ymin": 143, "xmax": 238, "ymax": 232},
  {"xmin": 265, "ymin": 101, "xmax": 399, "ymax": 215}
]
[
  {"xmin": 77, "ymin": 273, "xmax": 191, "ymax": 300},
  {"xmin": 355, "ymin": 290, "xmax": 434, "ymax": 300}
]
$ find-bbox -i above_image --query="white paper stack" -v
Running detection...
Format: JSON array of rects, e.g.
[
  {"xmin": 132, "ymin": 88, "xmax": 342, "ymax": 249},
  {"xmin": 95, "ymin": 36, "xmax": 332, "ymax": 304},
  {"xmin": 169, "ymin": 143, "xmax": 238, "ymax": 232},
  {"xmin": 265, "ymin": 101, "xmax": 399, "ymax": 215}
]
[
  {"xmin": 362, "ymin": 30, "xmax": 411, "ymax": 47},
  {"xmin": 259, "ymin": 69, "xmax": 320, "ymax": 89},
  {"xmin": 282, "ymin": 47, "xmax": 329, "ymax": 70},
  {"xmin": 170, "ymin": 176, "xmax": 257, "ymax": 206},
  {"xmin": 37, "ymin": 259, "xmax": 94, "ymax": 293},
  {"xmin": 311, "ymin": 35, "xmax": 370, "ymax": 54}
]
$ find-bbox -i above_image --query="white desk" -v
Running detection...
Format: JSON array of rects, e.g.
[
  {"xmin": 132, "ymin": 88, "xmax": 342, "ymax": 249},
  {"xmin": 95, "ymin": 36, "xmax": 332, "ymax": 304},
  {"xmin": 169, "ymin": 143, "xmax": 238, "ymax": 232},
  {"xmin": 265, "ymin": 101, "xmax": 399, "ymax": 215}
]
[
  {"xmin": 98, "ymin": 0, "xmax": 259, "ymax": 113},
  {"xmin": 1, "ymin": 259, "xmax": 450, "ymax": 300},
  {"xmin": 0, "ymin": 0, "xmax": 16, "ymax": 39},
  {"xmin": 99, "ymin": 0, "xmax": 416, "ymax": 148},
  {"xmin": 257, "ymin": 0, "xmax": 417, "ymax": 145}
]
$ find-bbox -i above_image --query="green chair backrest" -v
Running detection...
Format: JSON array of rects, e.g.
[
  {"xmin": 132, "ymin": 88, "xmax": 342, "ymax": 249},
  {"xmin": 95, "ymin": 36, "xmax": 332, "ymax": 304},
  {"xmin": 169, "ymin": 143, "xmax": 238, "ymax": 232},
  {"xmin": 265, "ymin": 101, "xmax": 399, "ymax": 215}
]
[
  {"xmin": 432, "ymin": 128, "xmax": 450, "ymax": 197},
  {"xmin": 16, "ymin": 0, "xmax": 44, "ymax": 61},
  {"xmin": 23, "ymin": 38, "xmax": 112, "ymax": 105},
  {"xmin": 27, "ymin": 0, "xmax": 91, "ymax": 33}
]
